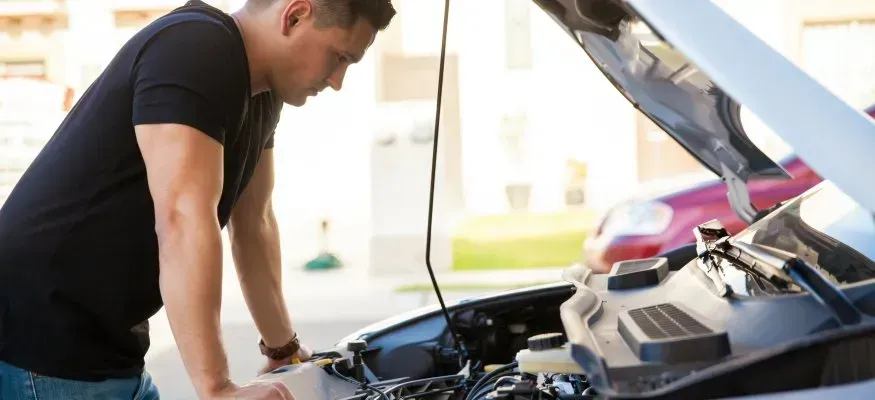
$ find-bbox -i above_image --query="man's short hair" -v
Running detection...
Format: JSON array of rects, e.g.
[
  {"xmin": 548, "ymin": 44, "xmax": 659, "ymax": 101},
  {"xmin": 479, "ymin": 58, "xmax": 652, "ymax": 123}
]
[
  {"xmin": 248, "ymin": 0, "xmax": 396, "ymax": 31},
  {"xmin": 312, "ymin": 0, "xmax": 396, "ymax": 31}
]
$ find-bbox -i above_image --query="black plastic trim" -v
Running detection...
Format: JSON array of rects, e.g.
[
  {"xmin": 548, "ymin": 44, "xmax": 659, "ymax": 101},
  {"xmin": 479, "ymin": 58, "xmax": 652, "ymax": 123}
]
[{"xmin": 608, "ymin": 258, "xmax": 669, "ymax": 290}]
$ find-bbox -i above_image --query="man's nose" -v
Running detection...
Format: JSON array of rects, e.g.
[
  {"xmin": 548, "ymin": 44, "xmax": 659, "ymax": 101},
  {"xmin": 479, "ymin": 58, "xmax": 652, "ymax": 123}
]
[{"xmin": 326, "ymin": 65, "xmax": 348, "ymax": 91}]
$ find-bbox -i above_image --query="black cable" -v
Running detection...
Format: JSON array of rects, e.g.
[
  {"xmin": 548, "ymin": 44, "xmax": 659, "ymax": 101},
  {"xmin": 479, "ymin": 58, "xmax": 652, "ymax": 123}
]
[
  {"xmin": 469, "ymin": 385, "xmax": 495, "ymax": 400},
  {"xmin": 492, "ymin": 376, "xmax": 518, "ymax": 390},
  {"xmin": 337, "ymin": 395, "xmax": 368, "ymax": 400},
  {"xmin": 383, "ymin": 374, "xmax": 466, "ymax": 397},
  {"xmin": 399, "ymin": 384, "xmax": 466, "ymax": 400},
  {"xmin": 424, "ymin": 0, "xmax": 467, "ymax": 364},
  {"xmin": 468, "ymin": 372, "xmax": 517, "ymax": 400},
  {"xmin": 466, "ymin": 362, "xmax": 519, "ymax": 400},
  {"xmin": 331, "ymin": 360, "xmax": 390, "ymax": 400}
]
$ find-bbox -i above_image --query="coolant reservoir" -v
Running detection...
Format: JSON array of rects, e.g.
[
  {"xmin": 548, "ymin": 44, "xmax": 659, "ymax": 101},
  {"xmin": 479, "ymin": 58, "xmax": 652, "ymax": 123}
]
[
  {"xmin": 246, "ymin": 361, "xmax": 359, "ymax": 400},
  {"xmin": 515, "ymin": 333, "xmax": 586, "ymax": 374}
]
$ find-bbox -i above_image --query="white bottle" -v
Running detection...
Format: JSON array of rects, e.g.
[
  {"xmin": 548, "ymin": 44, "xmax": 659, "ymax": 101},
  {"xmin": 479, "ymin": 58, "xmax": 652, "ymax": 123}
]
[
  {"xmin": 246, "ymin": 362, "xmax": 359, "ymax": 400},
  {"xmin": 515, "ymin": 333, "xmax": 587, "ymax": 375}
]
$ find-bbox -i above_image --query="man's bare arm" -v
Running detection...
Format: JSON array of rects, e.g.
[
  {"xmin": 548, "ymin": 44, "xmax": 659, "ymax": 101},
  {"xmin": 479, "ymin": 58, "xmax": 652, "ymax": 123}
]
[
  {"xmin": 136, "ymin": 123, "xmax": 229, "ymax": 398},
  {"xmin": 228, "ymin": 149, "xmax": 295, "ymax": 349}
]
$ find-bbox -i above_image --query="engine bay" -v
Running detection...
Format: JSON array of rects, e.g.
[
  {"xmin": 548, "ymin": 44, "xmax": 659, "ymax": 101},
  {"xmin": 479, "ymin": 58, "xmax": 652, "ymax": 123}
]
[
  {"xmin": 255, "ymin": 282, "xmax": 592, "ymax": 400},
  {"xmin": 252, "ymin": 234, "xmax": 875, "ymax": 399}
]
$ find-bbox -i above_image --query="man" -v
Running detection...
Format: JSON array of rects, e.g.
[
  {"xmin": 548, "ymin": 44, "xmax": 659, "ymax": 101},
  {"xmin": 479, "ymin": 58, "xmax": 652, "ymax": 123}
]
[{"xmin": 0, "ymin": 0, "xmax": 395, "ymax": 398}]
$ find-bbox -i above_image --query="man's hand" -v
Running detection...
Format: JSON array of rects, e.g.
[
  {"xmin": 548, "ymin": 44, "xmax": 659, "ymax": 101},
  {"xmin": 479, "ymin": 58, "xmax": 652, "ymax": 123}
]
[
  {"xmin": 136, "ymin": 123, "xmax": 232, "ymax": 399},
  {"xmin": 258, "ymin": 344, "xmax": 314, "ymax": 375}
]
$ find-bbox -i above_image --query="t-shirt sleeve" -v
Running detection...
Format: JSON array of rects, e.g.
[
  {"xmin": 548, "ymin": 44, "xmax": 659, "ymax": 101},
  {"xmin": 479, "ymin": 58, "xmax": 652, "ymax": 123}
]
[
  {"xmin": 131, "ymin": 21, "xmax": 246, "ymax": 146},
  {"xmin": 264, "ymin": 132, "xmax": 275, "ymax": 149}
]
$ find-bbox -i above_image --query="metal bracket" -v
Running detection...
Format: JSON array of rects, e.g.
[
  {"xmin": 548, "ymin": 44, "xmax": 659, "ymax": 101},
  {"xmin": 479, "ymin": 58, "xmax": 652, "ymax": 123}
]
[
  {"xmin": 693, "ymin": 220, "xmax": 733, "ymax": 297},
  {"xmin": 721, "ymin": 163, "xmax": 758, "ymax": 225}
]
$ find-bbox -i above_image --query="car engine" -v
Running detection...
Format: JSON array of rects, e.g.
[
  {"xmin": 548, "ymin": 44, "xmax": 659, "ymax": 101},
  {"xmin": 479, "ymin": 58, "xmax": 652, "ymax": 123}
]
[
  {"xmin": 252, "ymin": 347, "xmax": 595, "ymax": 400},
  {"xmin": 249, "ymin": 235, "xmax": 875, "ymax": 399},
  {"xmin": 249, "ymin": 282, "xmax": 596, "ymax": 399}
]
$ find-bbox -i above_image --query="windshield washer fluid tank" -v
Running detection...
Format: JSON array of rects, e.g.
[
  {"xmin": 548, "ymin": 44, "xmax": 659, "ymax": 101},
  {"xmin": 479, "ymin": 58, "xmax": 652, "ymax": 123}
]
[
  {"xmin": 515, "ymin": 345, "xmax": 587, "ymax": 374},
  {"xmin": 247, "ymin": 362, "xmax": 359, "ymax": 400}
]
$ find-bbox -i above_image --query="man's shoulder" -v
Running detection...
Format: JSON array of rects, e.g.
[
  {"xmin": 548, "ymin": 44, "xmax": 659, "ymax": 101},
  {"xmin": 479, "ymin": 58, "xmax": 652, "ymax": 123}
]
[
  {"xmin": 164, "ymin": 0, "xmax": 234, "ymax": 26},
  {"xmin": 137, "ymin": 1, "xmax": 240, "ymax": 49},
  {"xmin": 127, "ymin": 1, "xmax": 250, "ymax": 147}
]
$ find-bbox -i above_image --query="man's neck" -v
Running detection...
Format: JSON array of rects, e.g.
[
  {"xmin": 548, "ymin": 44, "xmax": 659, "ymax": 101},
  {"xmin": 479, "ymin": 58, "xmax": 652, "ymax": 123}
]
[{"xmin": 230, "ymin": 9, "xmax": 271, "ymax": 96}]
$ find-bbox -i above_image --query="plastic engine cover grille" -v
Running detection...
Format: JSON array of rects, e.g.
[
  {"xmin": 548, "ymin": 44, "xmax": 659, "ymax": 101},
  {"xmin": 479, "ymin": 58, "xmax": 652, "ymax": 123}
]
[
  {"xmin": 618, "ymin": 303, "xmax": 730, "ymax": 364},
  {"xmin": 630, "ymin": 304, "xmax": 713, "ymax": 339}
]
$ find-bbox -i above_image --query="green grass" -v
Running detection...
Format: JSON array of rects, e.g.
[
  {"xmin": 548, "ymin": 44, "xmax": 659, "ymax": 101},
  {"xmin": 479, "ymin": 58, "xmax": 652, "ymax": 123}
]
[{"xmin": 451, "ymin": 210, "xmax": 595, "ymax": 271}]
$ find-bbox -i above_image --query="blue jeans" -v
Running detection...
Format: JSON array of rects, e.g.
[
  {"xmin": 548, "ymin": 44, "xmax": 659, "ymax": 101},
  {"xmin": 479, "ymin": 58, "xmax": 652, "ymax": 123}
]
[{"xmin": 0, "ymin": 360, "xmax": 160, "ymax": 400}]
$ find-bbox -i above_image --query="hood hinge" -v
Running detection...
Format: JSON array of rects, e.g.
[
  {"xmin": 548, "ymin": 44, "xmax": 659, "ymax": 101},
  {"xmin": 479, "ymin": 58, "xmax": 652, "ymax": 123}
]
[{"xmin": 721, "ymin": 163, "xmax": 758, "ymax": 225}]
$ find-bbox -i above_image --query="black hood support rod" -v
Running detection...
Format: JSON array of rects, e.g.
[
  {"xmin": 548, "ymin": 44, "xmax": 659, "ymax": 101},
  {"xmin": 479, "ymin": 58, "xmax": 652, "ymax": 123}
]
[{"xmin": 425, "ymin": 0, "xmax": 468, "ymax": 364}]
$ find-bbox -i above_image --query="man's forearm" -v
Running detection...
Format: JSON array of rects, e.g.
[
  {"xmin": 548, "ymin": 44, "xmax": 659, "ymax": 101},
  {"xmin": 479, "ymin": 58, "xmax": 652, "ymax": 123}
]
[
  {"xmin": 230, "ymin": 210, "xmax": 294, "ymax": 348},
  {"xmin": 158, "ymin": 215, "xmax": 230, "ymax": 398}
]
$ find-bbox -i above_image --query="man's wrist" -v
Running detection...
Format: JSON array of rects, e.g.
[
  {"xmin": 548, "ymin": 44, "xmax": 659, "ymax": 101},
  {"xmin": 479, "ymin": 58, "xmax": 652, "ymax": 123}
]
[{"xmin": 259, "ymin": 332, "xmax": 300, "ymax": 360}]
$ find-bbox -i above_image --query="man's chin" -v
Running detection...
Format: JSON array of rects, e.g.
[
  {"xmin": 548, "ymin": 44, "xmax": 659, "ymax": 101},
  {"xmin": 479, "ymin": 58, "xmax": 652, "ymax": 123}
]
[{"xmin": 279, "ymin": 92, "xmax": 308, "ymax": 107}]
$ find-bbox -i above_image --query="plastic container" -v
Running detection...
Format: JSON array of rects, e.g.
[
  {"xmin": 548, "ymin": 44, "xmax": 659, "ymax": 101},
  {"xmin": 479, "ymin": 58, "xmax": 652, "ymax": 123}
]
[
  {"xmin": 515, "ymin": 345, "xmax": 587, "ymax": 375},
  {"xmin": 246, "ymin": 362, "xmax": 359, "ymax": 400}
]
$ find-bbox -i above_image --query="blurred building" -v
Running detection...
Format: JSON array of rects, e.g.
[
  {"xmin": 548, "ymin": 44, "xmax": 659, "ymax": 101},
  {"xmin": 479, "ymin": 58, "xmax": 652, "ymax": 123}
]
[
  {"xmin": 0, "ymin": 78, "xmax": 68, "ymax": 204},
  {"xmin": 0, "ymin": 0, "xmax": 873, "ymax": 274},
  {"xmin": 370, "ymin": 0, "xmax": 875, "ymax": 274},
  {"xmin": 0, "ymin": 0, "xmax": 231, "ymax": 205},
  {"xmin": 371, "ymin": 0, "xmax": 875, "ymax": 216}
]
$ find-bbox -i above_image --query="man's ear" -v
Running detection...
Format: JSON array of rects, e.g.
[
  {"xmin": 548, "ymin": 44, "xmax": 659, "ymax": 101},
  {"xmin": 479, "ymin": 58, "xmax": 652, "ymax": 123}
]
[{"xmin": 281, "ymin": 0, "xmax": 313, "ymax": 35}]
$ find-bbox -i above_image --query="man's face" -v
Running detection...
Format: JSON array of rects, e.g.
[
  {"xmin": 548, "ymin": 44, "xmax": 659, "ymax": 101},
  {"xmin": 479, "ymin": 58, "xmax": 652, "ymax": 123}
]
[{"xmin": 269, "ymin": 1, "xmax": 377, "ymax": 107}]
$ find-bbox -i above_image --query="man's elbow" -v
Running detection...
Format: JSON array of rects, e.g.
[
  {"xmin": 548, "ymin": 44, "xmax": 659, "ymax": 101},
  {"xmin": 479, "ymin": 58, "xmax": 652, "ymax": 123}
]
[
  {"xmin": 153, "ymin": 200, "xmax": 220, "ymax": 245},
  {"xmin": 229, "ymin": 205, "xmax": 274, "ymax": 236}
]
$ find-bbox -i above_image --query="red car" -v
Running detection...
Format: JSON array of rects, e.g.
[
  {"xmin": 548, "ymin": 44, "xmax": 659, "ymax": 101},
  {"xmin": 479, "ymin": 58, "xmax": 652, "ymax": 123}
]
[{"xmin": 583, "ymin": 104, "xmax": 875, "ymax": 274}]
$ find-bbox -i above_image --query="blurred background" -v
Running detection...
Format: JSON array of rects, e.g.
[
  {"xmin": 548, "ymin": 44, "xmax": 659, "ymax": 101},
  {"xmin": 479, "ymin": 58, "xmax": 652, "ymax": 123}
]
[{"xmin": 0, "ymin": 0, "xmax": 874, "ymax": 398}]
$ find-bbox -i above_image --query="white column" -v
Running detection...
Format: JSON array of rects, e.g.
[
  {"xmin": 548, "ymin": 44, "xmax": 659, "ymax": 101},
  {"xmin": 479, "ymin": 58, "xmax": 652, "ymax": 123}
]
[
  {"xmin": 369, "ymin": 100, "xmax": 452, "ymax": 276},
  {"xmin": 64, "ymin": 0, "xmax": 116, "ymax": 93}
]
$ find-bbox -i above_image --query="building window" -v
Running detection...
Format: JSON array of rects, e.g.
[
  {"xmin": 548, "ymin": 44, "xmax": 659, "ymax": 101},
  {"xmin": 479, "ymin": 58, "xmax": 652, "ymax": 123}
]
[
  {"xmin": 505, "ymin": 0, "xmax": 532, "ymax": 69},
  {"xmin": 499, "ymin": 112, "xmax": 528, "ymax": 173},
  {"xmin": 499, "ymin": 111, "xmax": 531, "ymax": 210},
  {"xmin": 0, "ymin": 61, "xmax": 46, "ymax": 79}
]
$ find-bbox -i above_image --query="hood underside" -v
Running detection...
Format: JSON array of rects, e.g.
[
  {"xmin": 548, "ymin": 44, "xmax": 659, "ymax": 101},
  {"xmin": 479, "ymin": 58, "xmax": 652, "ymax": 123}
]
[
  {"xmin": 533, "ymin": 0, "xmax": 875, "ymax": 217},
  {"xmin": 533, "ymin": 0, "xmax": 790, "ymax": 183}
]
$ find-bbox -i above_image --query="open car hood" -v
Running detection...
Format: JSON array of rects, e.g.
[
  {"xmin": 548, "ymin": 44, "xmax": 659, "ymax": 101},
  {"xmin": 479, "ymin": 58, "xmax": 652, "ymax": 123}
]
[
  {"xmin": 532, "ymin": 0, "xmax": 789, "ymax": 183},
  {"xmin": 532, "ymin": 0, "xmax": 875, "ymax": 215}
]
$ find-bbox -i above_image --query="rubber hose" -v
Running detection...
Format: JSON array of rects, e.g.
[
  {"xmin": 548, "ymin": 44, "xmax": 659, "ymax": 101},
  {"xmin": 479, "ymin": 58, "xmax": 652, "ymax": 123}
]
[{"xmin": 465, "ymin": 362, "xmax": 519, "ymax": 400}]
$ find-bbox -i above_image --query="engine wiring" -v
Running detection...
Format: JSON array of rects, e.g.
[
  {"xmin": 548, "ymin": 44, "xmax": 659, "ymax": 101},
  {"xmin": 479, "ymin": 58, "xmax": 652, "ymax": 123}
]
[
  {"xmin": 465, "ymin": 361, "xmax": 519, "ymax": 400},
  {"xmin": 457, "ymin": 360, "xmax": 597, "ymax": 400},
  {"xmin": 327, "ymin": 355, "xmax": 594, "ymax": 400},
  {"xmin": 331, "ymin": 357, "xmax": 467, "ymax": 400},
  {"xmin": 331, "ymin": 359, "xmax": 390, "ymax": 400}
]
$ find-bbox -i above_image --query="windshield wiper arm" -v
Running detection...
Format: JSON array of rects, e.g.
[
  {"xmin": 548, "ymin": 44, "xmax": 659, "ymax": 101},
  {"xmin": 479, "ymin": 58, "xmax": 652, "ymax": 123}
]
[{"xmin": 695, "ymin": 220, "xmax": 863, "ymax": 326}]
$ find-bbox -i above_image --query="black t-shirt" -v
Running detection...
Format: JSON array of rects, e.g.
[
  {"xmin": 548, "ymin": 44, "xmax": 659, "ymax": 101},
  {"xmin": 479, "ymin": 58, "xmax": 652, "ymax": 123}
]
[{"xmin": 0, "ymin": 0, "xmax": 281, "ymax": 380}]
